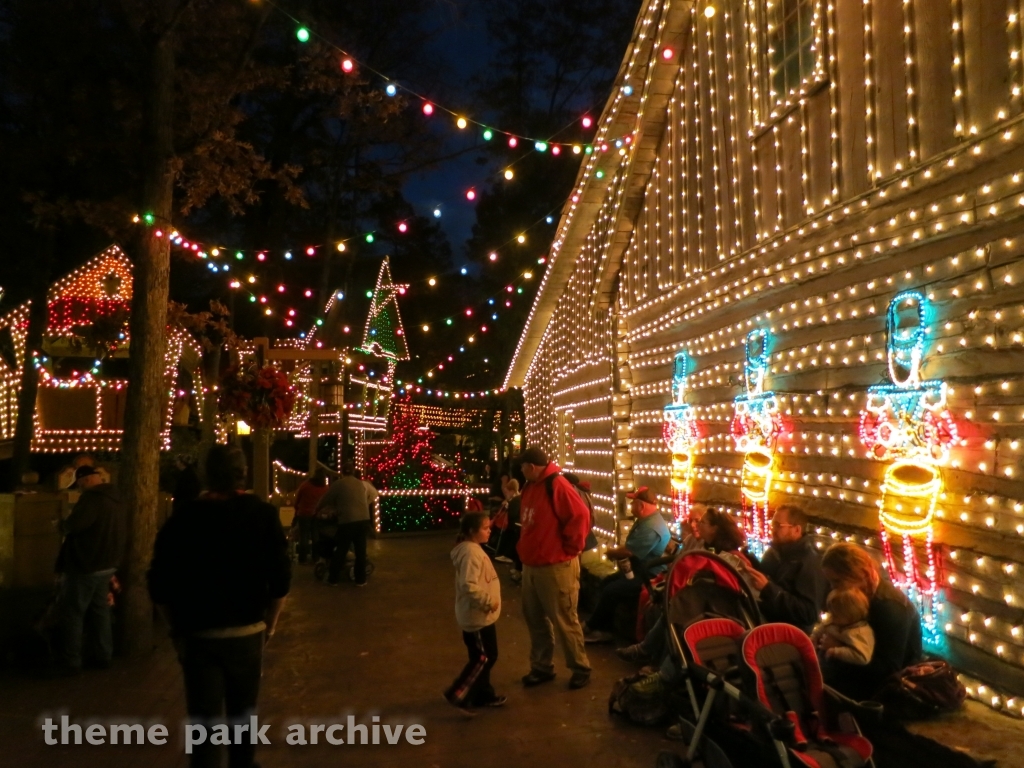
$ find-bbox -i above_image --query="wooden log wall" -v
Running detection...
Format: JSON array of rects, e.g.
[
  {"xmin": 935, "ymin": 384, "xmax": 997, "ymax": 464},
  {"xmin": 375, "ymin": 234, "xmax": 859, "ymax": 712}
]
[{"xmin": 521, "ymin": 0, "xmax": 1024, "ymax": 708}]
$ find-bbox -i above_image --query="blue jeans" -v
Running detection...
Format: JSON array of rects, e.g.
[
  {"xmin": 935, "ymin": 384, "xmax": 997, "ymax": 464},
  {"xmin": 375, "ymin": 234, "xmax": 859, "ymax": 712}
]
[
  {"xmin": 640, "ymin": 613, "xmax": 668, "ymax": 660},
  {"xmin": 179, "ymin": 633, "xmax": 264, "ymax": 768},
  {"xmin": 59, "ymin": 568, "xmax": 116, "ymax": 670},
  {"xmin": 295, "ymin": 516, "xmax": 317, "ymax": 563}
]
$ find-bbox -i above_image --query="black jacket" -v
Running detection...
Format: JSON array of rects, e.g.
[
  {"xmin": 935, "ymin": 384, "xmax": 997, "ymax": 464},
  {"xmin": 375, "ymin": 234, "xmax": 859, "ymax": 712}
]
[
  {"xmin": 58, "ymin": 484, "xmax": 126, "ymax": 574},
  {"xmin": 822, "ymin": 580, "xmax": 923, "ymax": 700},
  {"xmin": 754, "ymin": 537, "xmax": 829, "ymax": 635},
  {"xmin": 148, "ymin": 493, "xmax": 291, "ymax": 634}
]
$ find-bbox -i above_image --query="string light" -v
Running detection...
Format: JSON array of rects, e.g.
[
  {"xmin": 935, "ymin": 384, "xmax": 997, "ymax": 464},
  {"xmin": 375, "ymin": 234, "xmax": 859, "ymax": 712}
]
[{"xmin": 503, "ymin": 0, "xmax": 1024, "ymax": 706}]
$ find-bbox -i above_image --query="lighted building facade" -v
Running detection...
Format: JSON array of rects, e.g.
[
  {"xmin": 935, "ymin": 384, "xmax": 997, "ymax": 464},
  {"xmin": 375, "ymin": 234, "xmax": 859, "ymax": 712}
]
[{"xmin": 507, "ymin": 0, "xmax": 1024, "ymax": 708}]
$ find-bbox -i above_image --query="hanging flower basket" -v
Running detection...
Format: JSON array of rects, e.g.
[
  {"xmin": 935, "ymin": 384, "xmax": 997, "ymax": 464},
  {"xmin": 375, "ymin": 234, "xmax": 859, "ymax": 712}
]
[{"xmin": 218, "ymin": 363, "xmax": 296, "ymax": 429}]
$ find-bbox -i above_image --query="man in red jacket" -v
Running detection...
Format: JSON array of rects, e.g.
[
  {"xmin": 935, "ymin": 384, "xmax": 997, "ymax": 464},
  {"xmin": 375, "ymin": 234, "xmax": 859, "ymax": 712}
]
[{"xmin": 516, "ymin": 446, "xmax": 592, "ymax": 689}]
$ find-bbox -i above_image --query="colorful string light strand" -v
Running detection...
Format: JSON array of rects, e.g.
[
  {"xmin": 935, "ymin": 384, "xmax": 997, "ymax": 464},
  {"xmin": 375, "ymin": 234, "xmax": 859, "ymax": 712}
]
[{"xmin": 263, "ymin": 0, "xmax": 600, "ymax": 154}]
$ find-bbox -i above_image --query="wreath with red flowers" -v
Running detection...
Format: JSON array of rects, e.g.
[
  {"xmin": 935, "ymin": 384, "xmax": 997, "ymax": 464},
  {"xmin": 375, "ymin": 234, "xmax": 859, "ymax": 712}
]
[{"xmin": 218, "ymin": 363, "xmax": 296, "ymax": 429}]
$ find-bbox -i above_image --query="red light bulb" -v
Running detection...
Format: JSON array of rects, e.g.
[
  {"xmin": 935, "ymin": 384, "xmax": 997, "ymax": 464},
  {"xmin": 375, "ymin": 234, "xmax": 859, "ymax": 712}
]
[
  {"xmin": 422, "ymin": 102, "xmax": 434, "ymax": 116},
  {"xmin": 341, "ymin": 58, "xmax": 354, "ymax": 73},
  {"xmin": 581, "ymin": 115, "xmax": 593, "ymax": 129},
  {"xmin": 465, "ymin": 188, "xmax": 476, "ymax": 201},
  {"xmin": 508, "ymin": 136, "xmax": 517, "ymax": 148}
]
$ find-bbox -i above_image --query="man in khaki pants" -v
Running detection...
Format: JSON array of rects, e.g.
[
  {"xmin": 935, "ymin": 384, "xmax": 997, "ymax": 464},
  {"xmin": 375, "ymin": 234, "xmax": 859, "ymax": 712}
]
[{"xmin": 516, "ymin": 447, "xmax": 592, "ymax": 689}]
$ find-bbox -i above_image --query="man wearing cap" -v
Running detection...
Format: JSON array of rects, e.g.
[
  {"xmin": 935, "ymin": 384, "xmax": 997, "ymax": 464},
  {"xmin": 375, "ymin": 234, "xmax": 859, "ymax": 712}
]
[
  {"xmin": 582, "ymin": 487, "xmax": 671, "ymax": 644},
  {"xmin": 55, "ymin": 465, "xmax": 126, "ymax": 674},
  {"xmin": 517, "ymin": 446, "xmax": 593, "ymax": 690}
]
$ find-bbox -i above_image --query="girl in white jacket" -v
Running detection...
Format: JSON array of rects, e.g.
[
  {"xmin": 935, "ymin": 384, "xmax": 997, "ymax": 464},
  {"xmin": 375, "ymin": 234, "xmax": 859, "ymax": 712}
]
[{"xmin": 444, "ymin": 511, "xmax": 505, "ymax": 714}]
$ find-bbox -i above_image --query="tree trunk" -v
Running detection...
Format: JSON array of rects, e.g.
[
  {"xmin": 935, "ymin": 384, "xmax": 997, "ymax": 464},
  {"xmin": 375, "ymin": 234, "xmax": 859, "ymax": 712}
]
[
  {"xmin": 9, "ymin": 239, "xmax": 53, "ymax": 489},
  {"xmin": 118, "ymin": 28, "xmax": 176, "ymax": 657}
]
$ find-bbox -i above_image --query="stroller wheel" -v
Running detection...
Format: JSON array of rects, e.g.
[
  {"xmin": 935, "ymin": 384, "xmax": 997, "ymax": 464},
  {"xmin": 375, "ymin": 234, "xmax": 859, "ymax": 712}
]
[
  {"xmin": 655, "ymin": 751, "xmax": 690, "ymax": 768},
  {"xmin": 313, "ymin": 560, "xmax": 328, "ymax": 582},
  {"xmin": 347, "ymin": 560, "xmax": 375, "ymax": 582}
]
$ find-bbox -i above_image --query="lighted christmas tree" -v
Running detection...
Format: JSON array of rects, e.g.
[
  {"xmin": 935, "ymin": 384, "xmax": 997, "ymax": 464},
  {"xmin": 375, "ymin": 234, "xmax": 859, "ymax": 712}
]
[
  {"xmin": 364, "ymin": 400, "xmax": 466, "ymax": 532},
  {"xmin": 360, "ymin": 257, "xmax": 409, "ymax": 361}
]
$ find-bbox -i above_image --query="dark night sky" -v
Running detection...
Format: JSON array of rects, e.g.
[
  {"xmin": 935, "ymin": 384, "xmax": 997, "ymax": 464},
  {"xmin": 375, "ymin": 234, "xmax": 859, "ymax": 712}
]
[{"xmin": 399, "ymin": 1, "xmax": 512, "ymax": 267}]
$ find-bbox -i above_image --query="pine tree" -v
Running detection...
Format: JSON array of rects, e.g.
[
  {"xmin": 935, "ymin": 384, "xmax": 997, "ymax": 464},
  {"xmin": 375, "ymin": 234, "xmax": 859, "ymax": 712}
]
[{"xmin": 363, "ymin": 403, "xmax": 465, "ymax": 532}]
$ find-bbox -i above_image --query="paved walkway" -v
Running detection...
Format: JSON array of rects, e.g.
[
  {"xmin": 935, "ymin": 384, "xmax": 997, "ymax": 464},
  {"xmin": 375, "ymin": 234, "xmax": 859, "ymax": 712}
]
[
  {"xmin": 2, "ymin": 533, "xmax": 1021, "ymax": 767},
  {"xmin": 2, "ymin": 534, "xmax": 672, "ymax": 768}
]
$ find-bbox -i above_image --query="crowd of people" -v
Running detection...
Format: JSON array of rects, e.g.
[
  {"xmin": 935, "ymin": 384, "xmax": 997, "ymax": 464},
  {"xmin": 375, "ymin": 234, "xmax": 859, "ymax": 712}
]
[
  {"xmin": 46, "ymin": 439, "xmax": 932, "ymax": 763},
  {"xmin": 447, "ymin": 446, "xmax": 926, "ymax": 719}
]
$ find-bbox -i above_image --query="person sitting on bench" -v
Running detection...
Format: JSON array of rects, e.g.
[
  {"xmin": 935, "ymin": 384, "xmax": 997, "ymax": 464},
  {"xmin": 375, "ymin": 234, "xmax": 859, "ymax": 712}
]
[{"xmin": 582, "ymin": 487, "xmax": 670, "ymax": 643}]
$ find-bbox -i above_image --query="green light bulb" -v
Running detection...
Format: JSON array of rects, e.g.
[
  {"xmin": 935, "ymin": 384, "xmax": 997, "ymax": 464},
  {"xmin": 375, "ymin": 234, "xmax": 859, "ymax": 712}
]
[
  {"xmin": 249, "ymin": 296, "xmax": 256, "ymax": 303},
  {"xmin": 316, "ymin": 319, "xmax": 323, "ymax": 326},
  {"xmin": 296, "ymin": 27, "xmax": 310, "ymax": 43},
  {"xmin": 482, "ymin": 129, "xmax": 493, "ymax": 141},
  {"xmin": 365, "ymin": 233, "xmax": 375, "ymax": 243},
  {"xmin": 143, "ymin": 213, "xmax": 155, "ymax": 226},
  {"xmin": 235, "ymin": 251, "xmax": 244, "ymax": 260},
  {"xmin": 446, "ymin": 318, "xmax": 453, "ymax": 325},
  {"xmin": 366, "ymin": 290, "xmax": 373, "ymax": 298}
]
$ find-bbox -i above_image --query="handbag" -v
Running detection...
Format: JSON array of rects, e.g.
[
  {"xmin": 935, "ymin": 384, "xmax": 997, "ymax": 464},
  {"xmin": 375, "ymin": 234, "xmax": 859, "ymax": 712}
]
[{"xmin": 875, "ymin": 660, "xmax": 966, "ymax": 720}]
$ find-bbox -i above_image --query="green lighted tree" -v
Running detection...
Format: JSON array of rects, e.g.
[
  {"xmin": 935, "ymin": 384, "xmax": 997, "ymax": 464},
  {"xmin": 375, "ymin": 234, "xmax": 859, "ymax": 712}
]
[
  {"xmin": 360, "ymin": 257, "xmax": 410, "ymax": 361},
  {"xmin": 363, "ymin": 402, "xmax": 464, "ymax": 532}
]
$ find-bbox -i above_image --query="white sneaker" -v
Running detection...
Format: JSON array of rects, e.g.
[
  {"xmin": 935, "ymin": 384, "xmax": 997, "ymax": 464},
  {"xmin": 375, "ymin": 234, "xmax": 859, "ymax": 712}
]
[{"xmin": 495, "ymin": 555, "xmax": 513, "ymax": 564}]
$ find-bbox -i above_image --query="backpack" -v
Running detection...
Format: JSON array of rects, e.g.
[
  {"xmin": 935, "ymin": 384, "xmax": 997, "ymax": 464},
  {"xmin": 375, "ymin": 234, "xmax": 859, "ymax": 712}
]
[
  {"xmin": 608, "ymin": 670, "xmax": 670, "ymax": 726},
  {"xmin": 544, "ymin": 472, "xmax": 599, "ymax": 551}
]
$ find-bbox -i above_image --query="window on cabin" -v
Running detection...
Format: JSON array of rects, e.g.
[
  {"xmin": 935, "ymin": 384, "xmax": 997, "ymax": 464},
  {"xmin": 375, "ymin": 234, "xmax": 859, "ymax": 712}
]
[{"xmin": 766, "ymin": 0, "xmax": 817, "ymax": 107}]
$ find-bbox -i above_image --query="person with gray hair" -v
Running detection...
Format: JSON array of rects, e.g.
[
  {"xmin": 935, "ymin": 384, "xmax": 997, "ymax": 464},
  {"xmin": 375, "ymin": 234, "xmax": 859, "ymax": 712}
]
[
  {"xmin": 148, "ymin": 445, "xmax": 291, "ymax": 768},
  {"xmin": 316, "ymin": 461, "xmax": 377, "ymax": 586}
]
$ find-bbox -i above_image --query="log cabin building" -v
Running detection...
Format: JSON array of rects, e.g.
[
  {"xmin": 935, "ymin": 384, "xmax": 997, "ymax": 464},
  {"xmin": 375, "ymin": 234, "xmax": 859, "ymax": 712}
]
[{"xmin": 507, "ymin": 0, "xmax": 1024, "ymax": 709}]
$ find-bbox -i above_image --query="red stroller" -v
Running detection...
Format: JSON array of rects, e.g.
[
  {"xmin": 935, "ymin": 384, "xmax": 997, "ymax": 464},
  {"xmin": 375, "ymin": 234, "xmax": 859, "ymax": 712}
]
[
  {"xmin": 742, "ymin": 624, "xmax": 874, "ymax": 768},
  {"xmin": 655, "ymin": 551, "xmax": 875, "ymax": 768},
  {"xmin": 659, "ymin": 618, "xmax": 876, "ymax": 768}
]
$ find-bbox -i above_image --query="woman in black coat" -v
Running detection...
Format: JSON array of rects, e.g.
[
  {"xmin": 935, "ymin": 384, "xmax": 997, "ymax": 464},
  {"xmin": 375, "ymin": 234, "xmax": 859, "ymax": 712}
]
[{"xmin": 819, "ymin": 542, "xmax": 923, "ymax": 700}]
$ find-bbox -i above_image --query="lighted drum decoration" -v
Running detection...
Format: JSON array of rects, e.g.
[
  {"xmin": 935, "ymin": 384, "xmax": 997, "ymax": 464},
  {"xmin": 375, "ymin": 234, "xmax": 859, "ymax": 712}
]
[
  {"xmin": 662, "ymin": 351, "xmax": 701, "ymax": 528},
  {"xmin": 859, "ymin": 292, "xmax": 958, "ymax": 645},
  {"xmin": 731, "ymin": 328, "xmax": 783, "ymax": 558}
]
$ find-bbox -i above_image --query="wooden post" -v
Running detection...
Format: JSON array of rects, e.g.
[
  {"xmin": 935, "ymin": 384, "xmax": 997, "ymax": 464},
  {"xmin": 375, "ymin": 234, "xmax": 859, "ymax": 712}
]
[
  {"xmin": 339, "ymin": 365, "xmax": 350, "ymax": 469},
  {"xmin": 307, "ymin": 361, "xmax": 320, "ymax": 474},
  {"xmin": 253, "ymin": 427, "xmax": 270, "ymax": 500}
]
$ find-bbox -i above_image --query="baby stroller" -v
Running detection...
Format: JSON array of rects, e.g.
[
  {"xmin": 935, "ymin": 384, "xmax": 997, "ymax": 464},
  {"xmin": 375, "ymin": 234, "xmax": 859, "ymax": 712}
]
[
  {"xmin": 660, "ymin": 552, "xmax": 764, "ymax": 746},
  {"xmin": 659, "ymin": 582, "xmax": 875, "ymax": 768},
  {"xmin": 311, "ymin": 515, "xmax": 375, "ymax": 583}
]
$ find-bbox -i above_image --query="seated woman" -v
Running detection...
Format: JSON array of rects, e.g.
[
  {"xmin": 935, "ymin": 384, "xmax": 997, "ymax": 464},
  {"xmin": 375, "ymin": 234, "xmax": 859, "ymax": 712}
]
[
  {"xmin": 616, "ymin": 506, "xmax": 746, "ymax": 662},
  {"xmin": 696, "ymin": 507, "xmax": 761, "ymax": 597},
  {"xmin": 582, "ymin": 487, "xmax": 671, "ymax": 643},
  {"xmin": 819, "ymin": 542, "xmax": 923, "ymax": 701}
]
